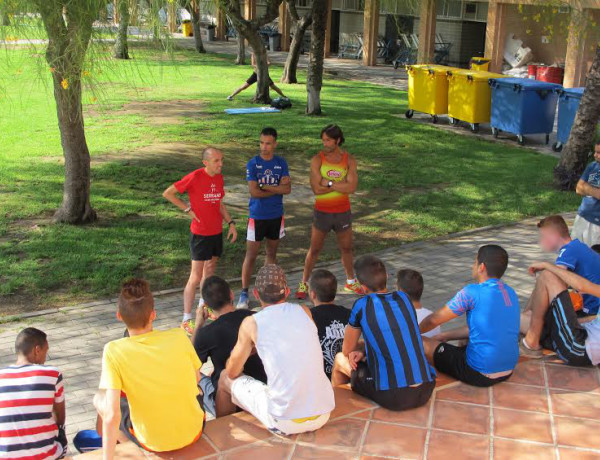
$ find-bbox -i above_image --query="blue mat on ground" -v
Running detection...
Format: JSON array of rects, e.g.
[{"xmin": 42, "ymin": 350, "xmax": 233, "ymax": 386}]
[{"xmin": 225, "ymin": 107, "xmax": 281, "ymax": 115}]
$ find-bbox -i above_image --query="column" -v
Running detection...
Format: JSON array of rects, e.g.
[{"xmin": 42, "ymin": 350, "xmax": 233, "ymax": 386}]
[
  {"xmin": 324, "ymin": 0, "xmax": 333, "ymax": 57},
  {"xmin": 417, "ymin": 0, "xmax": 436, "ymax": 64},
  {"xmin": 244, "ymin": 0, "xmax": 257, "ymax": 21},
  {"xmin": 362, "ymin": 0, "xmax": 379, "ymax": 66},
  {"xmin": 484, "ymin": 0, "xmax": 506, "ymax": 73},
  {"xmin": 113, "ymin": 0, "xmax": 119, "ymax": 25},
  {"xmin": 216, "ymin": 7, "xmax": 226, "ymax": 40},
  {"xmin": 279, "ymin": 2, "xmax": 291, "ymax": 51},
  {"xmin": 564, "ymin": 8, "xmax": 590, "ymax": 88},
  {"xmin": 168, "ymin": 1, "xmax": 177, "ymax": 33}
]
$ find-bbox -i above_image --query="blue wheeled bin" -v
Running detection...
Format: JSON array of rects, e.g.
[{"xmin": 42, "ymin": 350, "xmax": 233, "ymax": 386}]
[
  {"xmin": 489, "ymin": 78, "xmax": 562, "ymax": 145},
  {"xmin": 553, "ymin": 87, "xmax": 584, "ymax": 152}
]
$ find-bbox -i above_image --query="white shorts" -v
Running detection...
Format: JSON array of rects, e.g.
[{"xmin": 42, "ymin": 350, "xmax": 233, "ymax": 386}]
[
  {"xmin": 230, "ymin": 375, "xmax": 330, "ymax": 436},
  {"xmin": 572, "ymin": 215, "xmax": 600, "ymax": 247}
]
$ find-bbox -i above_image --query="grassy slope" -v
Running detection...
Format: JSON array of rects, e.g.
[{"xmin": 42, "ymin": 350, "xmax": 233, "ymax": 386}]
[{"xmin": 0, "ymin": 43, "xmax": 578, "ymax": 311}]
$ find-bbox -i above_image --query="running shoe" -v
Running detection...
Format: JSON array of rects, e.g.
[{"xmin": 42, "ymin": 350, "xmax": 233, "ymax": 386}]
[
  {"xmin": 295, "ymin": 281, "xmax": 309, "ymax": 300},
  {"xmin": 181, "ymin": 319, "xmax": 195, "ymax": 336},
  {"xmin": 237, "ymin": 290, "xmax": 250, "ymax": 309},
  {"xmin": 518, "ymin": 337, "xmax": 543, "ymax": 359},
  {"xmin": 345, "ymin": 280, "xmax": 366, "ymax": 295},
  {"xmin": 226, "ymin": 95, "xmax": 234, "ymax": 101}
]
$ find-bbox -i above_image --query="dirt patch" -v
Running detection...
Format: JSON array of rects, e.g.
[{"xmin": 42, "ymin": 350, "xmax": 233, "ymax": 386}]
[{"xmin": 115, "ymin": 99, "xmax": 208, "ymax": 125}]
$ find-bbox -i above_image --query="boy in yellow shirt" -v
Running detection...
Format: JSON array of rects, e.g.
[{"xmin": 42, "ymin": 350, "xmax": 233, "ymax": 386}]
[{"xmin": 94, "ymin": 279, "xmax": 204, "ymax": 458}]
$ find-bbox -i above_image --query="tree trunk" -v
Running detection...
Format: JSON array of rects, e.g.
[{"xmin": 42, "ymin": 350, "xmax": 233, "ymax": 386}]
[
  {"xmin": 306, "ymin": 0, "xmax": 326, "ymax": 115},
  {"xmin": 1, "ymin": 12, "xmax": 11, "ymax": 26},
  {"xmin": 51, "ymin": 74, "xmax": 97, "ymax": 224},
  {"xmin": 113, "ymin": 0, "xmax": 130, "ymax": 59},
  {"xmin": 190, "ymin": 7, "xmax": 206, "ymax": 53},
  {"xmin": 235, "ymin": 35, "xmax": 246, "ymax": 64},
  {"xmin": 281, "ymin": 14, "xmax": 312, "ymax": 84},
  {"xmin": 554, "ymin": 45, "xmax": 600, "ymax": 190},
  {"xmin": 246, "ymin": 30, "xmax": 271, "ymax": 103}
]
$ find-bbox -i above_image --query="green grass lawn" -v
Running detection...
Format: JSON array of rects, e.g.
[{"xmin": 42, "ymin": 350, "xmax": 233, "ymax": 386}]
[{"xmin": 0, "ymin": 41, "xmax": 579, "ymax": 313}]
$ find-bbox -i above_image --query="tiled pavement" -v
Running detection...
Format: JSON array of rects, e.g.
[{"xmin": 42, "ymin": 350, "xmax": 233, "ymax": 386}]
[{"xmin": 2, "ymin": 213, "xmax": 600, "ymax": 458}]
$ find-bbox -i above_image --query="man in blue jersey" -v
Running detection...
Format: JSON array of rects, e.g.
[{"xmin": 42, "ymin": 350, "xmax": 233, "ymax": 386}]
[
  {"xmin": 420, "ymin": 245, "xmax": 520, "ymax": 387},
  {"xmin": 572, "ymin": 141, "xmax": 600, "ymax": 246},
  {"xmin": 331, "ymin": 255, "xmax": 435, "ymax": 411},
  {"xmin": 237, "ymin": 128, "xmax": 291, "ymax": 309}
]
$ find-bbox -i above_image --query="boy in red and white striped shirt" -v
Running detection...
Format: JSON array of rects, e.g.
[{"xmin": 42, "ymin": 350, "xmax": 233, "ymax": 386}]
[{"xmin": 0, "ymin": 328, "xmax": 67, "ymax": 459}]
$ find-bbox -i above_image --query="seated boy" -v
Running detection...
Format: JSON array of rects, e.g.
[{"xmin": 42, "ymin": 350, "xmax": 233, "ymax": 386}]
[
  {"xmin": 308, "ymin": 269, "xmax": 351, "ymax": 379},
  {"xmin": 420, "ymin": 245, "xmax": 520, "ymax": 387},
  {"xmin": 0, "ymin": 328, "xmax": 67, "ymax": 459},
  {"xmin": 94, "ymin": 279, "xmax": 205, "ymax": 458},
  {"xmin": 396, "ymin": 269, "xmax": 441, "ymax": 338},
  {"xmin": 332, "ymin": 256, "xmax": 436, "ymax": 411},
  {"xmin": 192, "ymin": 276, "xmax": 266, "ymax": 417}
]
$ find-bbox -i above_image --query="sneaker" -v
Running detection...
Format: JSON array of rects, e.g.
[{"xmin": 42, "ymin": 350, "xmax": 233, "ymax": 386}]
[
  {"xmin": 295, "ymin": 281, "xmax": 309, "ymax": 300},
  {"xmin": 345, "ymin": 280, "xmax": 366, "ymax": 295},
  {"xmin": 237, "ymin": 290, "xmax": 249, "ymax": 309},
  {"xmin": 181, "ymin": 319, "xmax": 195, "ymax": 336},
  {"xmin": 226, "ymin": 95, "xmax": 234, "ymax": 101},
  {"xmin": 519, "ymin": 337, "xmax": 543, "ymax": 359}
]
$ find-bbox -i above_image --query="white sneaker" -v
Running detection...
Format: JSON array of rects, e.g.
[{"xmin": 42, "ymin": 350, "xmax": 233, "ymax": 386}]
[{"xmin": 226, "ymin": 95, "xmax": 234, "ymax": 101}]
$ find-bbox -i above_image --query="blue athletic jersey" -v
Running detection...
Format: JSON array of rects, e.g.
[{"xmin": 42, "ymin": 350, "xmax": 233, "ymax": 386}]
[
  {"xmin": 348, "ymin": 292, "xmax": 436, "ymax": 391},
  {"xmin": 246, "ymin": 155, "xmax": 289, "ymax": 220},
  {"xmin": 447, "ymin": 279, "xmax": 520, "ymax": 375},
  {"xmin": 556, "ymin": 238, "xmax": 600, "ymax": 314},
  {"xmin": 577, "ymin": 161, "xmax": 600, "ymax": 225}
]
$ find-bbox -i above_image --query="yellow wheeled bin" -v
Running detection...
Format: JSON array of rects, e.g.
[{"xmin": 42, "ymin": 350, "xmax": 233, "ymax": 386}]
[
  {"xmin": 446, "ymin": 69, "xmax": 508, "ymax": 133},
  {"xmin": 469, "ymin": 57, "xmax": 490, "ymax": 71},
  {"xmin": 182, "ymin": 20, "xmax": 193, "ymax": 37},
  {"xmin": 405, "ymin": 64, "xmax": 459, "ymax": 123}
]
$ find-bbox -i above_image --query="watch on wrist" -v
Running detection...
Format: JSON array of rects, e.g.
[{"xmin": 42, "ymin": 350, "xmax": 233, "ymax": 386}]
[
  {"xmin": 228, "ymin": 220, "xmax": 236, "ymax": 226},
  {"xmin": 327, "ymin": 180, "xmax": 334, "ymax": 188},
  {"xmin": 259, "ymin": 183, "xmax": 265, "ymax": 190}
]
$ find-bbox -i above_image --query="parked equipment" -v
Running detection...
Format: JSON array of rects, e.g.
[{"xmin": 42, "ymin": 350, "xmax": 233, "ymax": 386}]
[
  {"xmin": 447, "ymin": 70, "xmax": 507, "ymax": 133},
  {"xmin": 489, "ymin": 78, "xmax": 561, "ymax": 145},
  {"xmin": 405, "ymin": 65, "xmax": 458, "ymax": 123},
  {"xmin": 553, "ymin": 87, "xmax": 584, "ymax": 152}
]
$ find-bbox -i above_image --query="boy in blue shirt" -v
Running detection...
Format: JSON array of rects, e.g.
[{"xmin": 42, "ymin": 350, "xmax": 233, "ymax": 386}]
[
  {"xmin": 420, "ymin": 245, "xmax": 520, "ymax": 387},
  {"xmin": 573, "ymin": 141, "xmax": 600, "ymax": 246},
  {"xmin": 237, "ymin": 128, "xmax": 291, "ymax": 309}
]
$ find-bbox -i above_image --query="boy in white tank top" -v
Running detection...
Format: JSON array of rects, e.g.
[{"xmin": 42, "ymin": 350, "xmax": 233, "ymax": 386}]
[{"xmin": 216, "ymin": 265, "xmax": 335, "ymax": 436}]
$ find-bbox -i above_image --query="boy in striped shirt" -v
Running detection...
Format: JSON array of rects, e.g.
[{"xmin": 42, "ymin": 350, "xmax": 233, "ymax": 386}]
[{"xmin": 0, "ymin": 328, "xmax": 67, "ymax": 459}]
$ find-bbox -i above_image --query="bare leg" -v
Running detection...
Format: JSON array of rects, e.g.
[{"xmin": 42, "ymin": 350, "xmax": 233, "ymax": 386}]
[
  {"xmin": 520, "ymin": 311, "xmax": 532, "ymax": 335},
  {"xmin": 229, "ymin": 82, "xmax": 251, "ymax": 98},
  {"xmin": 269, "ymin": 82, "xmax": 286, "ymax": 97},
  {"xmin": 524, "ymin": 270, "xmax": 568, "ymax": 349},
  {"xmin": 215, "ymin": 371, "xmax": 238, "ymax": 418},
  {"xmin": 184, "ymin": 260, "xmax": 205, "ymax": 315},
  {"xmin": 421, "ymin": 337, "xmax": 442, "ymax": 365},
  {"xmin": 331, "ymin": 353, "xmax": 352, "ymax": 387},
  {"xmin": 265, "ymin": 238, "xmax": 280, "ymax": 265},
  {"xmin": 301, "ymin": 226, "xmax": 327, "ymax": 283},
  {"xmin": 241, "ymin": 241, "xmax": 261, "ymax": 290},
  {"xmin": 335, "ymin": 228, "xmax": 355, "ymax": 280}
]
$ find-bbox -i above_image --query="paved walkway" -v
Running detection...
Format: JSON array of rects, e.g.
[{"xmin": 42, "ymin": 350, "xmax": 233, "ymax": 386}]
[{"xmin": 0, "ymin": 214, "xmax": 583, "ymax": 451}]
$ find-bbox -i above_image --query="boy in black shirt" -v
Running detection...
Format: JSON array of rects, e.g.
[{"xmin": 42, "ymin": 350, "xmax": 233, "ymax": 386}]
[
  {"xmin": 309, "ymin": 269, "xmax": 351, "ymax": 379},
  {"xmin": 192, "ymin": 276, "xmax": 266, "ymax": 417}
]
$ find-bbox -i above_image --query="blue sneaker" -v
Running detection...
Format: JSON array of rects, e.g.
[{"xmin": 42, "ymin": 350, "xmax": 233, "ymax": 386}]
[{"xmin": 237, "ymin": 290, "xmax": 249, "ymax": 309}]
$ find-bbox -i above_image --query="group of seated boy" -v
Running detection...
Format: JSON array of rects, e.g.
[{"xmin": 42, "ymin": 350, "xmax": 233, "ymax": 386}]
[{"xmin": 1, "ymin": 214, "xmax": 600, "ymax": 459}]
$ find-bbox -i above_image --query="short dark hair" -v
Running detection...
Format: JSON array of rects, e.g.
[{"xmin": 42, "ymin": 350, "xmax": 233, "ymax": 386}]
[
  {"xmin": 537, "ymin": 215, "xmax": 570, "ymax": 238},
  {"xmin": 261, "ymin": 127, "xmax": 277, "ymax": 139},
  {"xmin": 396, "ymin": 269, "xmax": 424, "ymax": 302},
  {"xmin": 321, "ymin": 124, "xmax": 345, "ymax": 146},
  {"xmin": 592, "ymin": 244, "xmax": 600, "ymax": 254},
  {"xmin": 310, "ymin": 269, "xmax": 338, "ymax": 303},
  {"xmin": 118, "ymin": 279, "xmax": 154, "ymax": 329},
  {"xmin": 15, "ymin": 328, "xmax": 47, "ymax": 356},
  {"xmin": 355, "ymin": 255, "xmax": 387, "ymax": 292},
  {"xmin": 476, "ymin": 245, "xmax": 509, "ymax": 279},
  {"xmin": 202, "ymin": 276, "xmax": 232, "ymax": 311}
]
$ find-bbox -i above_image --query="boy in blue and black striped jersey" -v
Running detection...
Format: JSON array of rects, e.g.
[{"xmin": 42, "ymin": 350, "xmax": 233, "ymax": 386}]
[{"xmin": 331, "ymin": 255, "xmax": 436, "ymax": 411}]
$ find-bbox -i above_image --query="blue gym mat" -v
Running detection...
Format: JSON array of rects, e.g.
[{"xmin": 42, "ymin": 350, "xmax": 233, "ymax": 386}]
[{"xmin": 225, "ymin": 107, "xmax": 281, "ymax": 115}]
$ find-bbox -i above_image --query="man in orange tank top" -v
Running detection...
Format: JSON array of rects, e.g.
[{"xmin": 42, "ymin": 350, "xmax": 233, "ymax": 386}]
[{"xmin": 295, "ymin": 125, "xmax": 365, "ymax": 300}]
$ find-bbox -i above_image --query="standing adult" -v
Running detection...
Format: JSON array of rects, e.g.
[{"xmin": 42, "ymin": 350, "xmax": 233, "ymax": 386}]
[
  {"xmin": 295, "ymin": 125, "xmax": 364, "ymax": 300},
  {"xmin": 238, "ymin": 128, "xmax": 291, "ymax": 309},
  {"xmin": 163, "ymin": 147, "xmax": 238, "ymax": 334}
]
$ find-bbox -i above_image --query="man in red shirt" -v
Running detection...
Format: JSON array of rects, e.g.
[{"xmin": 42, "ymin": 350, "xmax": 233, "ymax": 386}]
[{"xmin": 163, "ymin": 147, "xmax": 238, "ymax": 334}]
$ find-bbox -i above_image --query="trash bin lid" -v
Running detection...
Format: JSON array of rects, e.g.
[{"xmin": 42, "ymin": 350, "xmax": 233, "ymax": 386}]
[
  {"xmin": 448, "ymin": 69, "xmax": 507, "ymax": 82},
  {"xmin": 559, "ymin": 87, "xmax": 585, "ymax": 99},
  {"xmin": 489, "ymin": 77, "xmax": 562, "ymax": 91},
  {"xmin": 406, "ymin": 64, "xmax": 459, "ymax": 75}
]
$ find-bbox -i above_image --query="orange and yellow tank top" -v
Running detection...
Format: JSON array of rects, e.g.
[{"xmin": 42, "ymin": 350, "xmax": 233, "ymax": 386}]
[{"xmin": 315, "ymin": 151, "xmax": 351, "ymax": 213}]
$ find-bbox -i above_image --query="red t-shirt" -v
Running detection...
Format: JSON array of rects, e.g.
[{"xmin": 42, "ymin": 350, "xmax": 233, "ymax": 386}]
[{"xmin": 174, "ymin": 168, "xmax": 225, "ymax": 236}]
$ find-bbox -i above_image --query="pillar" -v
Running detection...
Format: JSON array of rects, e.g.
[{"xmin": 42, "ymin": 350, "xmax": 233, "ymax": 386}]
[
  {"xmin": 362, "ymin": 0, "xmax": 379, "ymax": 66},
  {"xmin": 564, "ymin": 8, "xmax": 590, "ymax": 88},
  {"xmin": 113, "ymin": 0, "xmax": 119, "ymax": 25},
  {"xmin": 244, "ymin": 0, "xmax": 256, "ymax": 21},
  {"xmin": 417, "ymin": 0, "xmax": 436, "ymax": 64},
  {"xmin": 216, "ymin": 8, "xmax": 226, "ymax": 40},
  {"xmin": 279, "ymin": 3, "xmax": 291, "ymax": 51},
  {"xmin": 324, "ymin": 0, "xmax": 333, "ymax": 57},
  {"xmin": 168, "ymin": 1, "xmax": 177, "ymax": 33},
  {"xmin": 484, "ymin": 0, "xmax": 506, "ymax": 73}
]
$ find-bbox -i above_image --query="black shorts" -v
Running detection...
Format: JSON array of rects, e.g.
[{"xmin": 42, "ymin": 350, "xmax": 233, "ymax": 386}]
[
  {"xmin": 350, "ymin": 362, "xmax": 435, "ymax": 411},
  {"xmin": 190, "ymin": 233, "xmax": 223, "ymax": 261},
  {"xmin": 246, "ymin": 72, "xmax": 274, "ymax": 86},
  {"xmin": 247, "ymin": 217, "xmax": 285, "ymax": 242},
  {"xmin": 433, "ymin": 343, "xmax": 512, "ymax": 387},
  {"xmin": 540, "ymin": 290, "xmax": 592, "ymax": 366},
  {"xmin": 313, "ymin": 210, "xmax": 352, "ymax": 233}
]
